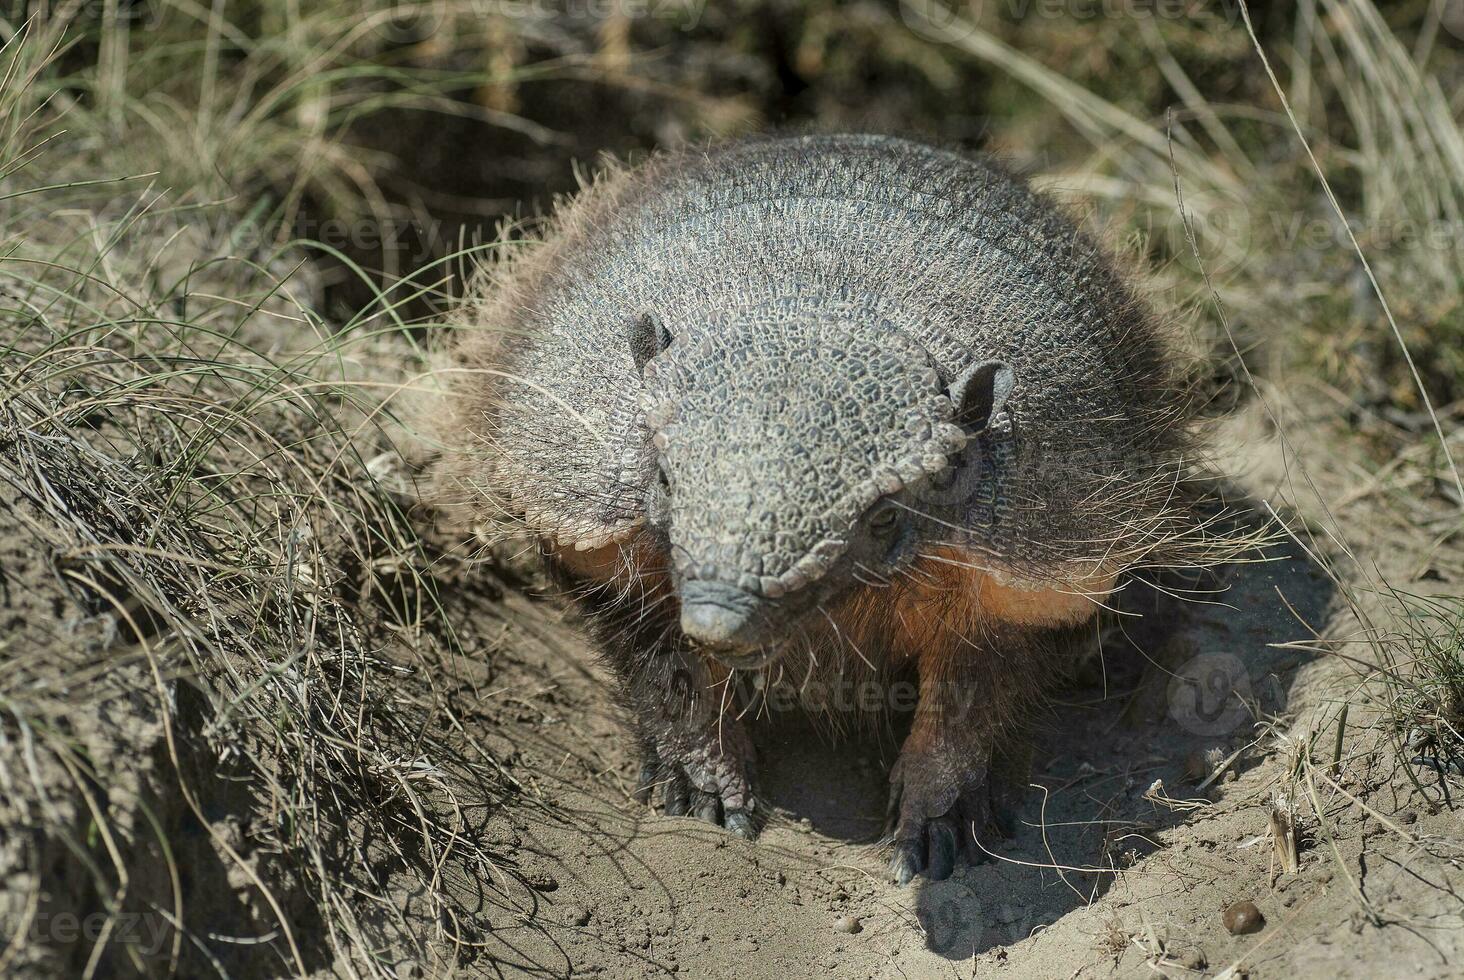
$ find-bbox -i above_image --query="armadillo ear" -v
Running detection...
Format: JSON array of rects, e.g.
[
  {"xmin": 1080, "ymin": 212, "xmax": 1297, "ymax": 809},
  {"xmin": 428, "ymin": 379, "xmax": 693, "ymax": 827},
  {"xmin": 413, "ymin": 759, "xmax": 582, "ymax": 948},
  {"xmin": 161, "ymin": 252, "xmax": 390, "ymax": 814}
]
[
  {"xmin": 949, "ymin": 360, "xmax": 1015, "ymax": 432},
  {"xmin": 629, "ymin": 312, "xmax": 673, "ymax": 372}
]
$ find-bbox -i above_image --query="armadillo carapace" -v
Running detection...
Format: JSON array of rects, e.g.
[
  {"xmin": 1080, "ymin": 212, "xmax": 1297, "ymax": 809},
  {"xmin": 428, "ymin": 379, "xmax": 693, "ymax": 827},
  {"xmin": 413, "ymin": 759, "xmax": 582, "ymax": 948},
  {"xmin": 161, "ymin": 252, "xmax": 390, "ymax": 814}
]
[{"xmin": 440, "ymin": 133, "xmax": 1237, "ymax": 883}]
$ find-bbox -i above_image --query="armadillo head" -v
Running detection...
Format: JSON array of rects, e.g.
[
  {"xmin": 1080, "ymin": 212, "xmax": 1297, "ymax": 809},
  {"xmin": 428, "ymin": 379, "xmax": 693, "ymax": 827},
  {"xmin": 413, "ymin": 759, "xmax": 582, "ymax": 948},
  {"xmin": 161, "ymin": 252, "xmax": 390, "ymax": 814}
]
[{"xmin": 634, "ymin": 310, "xmax": 1014, "ymax": 670}]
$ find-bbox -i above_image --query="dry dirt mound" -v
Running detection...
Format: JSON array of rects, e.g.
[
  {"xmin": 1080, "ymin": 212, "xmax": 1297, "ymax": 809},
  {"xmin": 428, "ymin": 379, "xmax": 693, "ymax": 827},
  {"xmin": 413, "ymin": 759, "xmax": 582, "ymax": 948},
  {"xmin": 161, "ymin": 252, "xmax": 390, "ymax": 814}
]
[{"xmin": 0, "ymin": 190, "xmax": 518, "ymax": 976}]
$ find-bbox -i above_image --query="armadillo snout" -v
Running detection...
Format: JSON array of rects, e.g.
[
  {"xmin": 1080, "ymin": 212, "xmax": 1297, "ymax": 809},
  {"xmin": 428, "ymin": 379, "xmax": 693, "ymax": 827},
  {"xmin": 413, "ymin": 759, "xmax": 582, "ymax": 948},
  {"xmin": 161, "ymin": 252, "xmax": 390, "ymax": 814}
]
[{"xmin": 679, "ymin": 579, "xmax": 778, "ymax": 665}]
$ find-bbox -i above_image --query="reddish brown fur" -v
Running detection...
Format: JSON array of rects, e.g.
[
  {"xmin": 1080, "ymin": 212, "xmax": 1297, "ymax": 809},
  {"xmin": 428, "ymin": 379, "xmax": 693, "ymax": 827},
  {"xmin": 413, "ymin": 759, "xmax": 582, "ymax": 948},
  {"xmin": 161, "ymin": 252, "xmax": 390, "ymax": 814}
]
[
  {"xmin": 557, "ymin": 537, "xmax": 1109, "ymax": 746},
  {"xmin": 834, "ymin": 547, "xmax": 1109, "ymax": 660},
  {"xmin": 832, "ymin": 546, "xmax": 1111, "ymax": 749},
  {"xmin": 549, "ymin": 535, "xmax": 676, "ymax": 606},
  {"xmin": 558, "ymin": 540, "xmax": 1108, "ymax": 630}
]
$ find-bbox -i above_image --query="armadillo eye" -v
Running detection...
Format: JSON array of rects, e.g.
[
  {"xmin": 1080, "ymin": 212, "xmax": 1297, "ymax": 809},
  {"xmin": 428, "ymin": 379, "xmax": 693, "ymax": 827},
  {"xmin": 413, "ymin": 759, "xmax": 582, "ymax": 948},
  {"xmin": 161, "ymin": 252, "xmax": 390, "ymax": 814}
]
[{"xmin": 868, "ymin": 500, "xmax": 900, "ymax": 536}]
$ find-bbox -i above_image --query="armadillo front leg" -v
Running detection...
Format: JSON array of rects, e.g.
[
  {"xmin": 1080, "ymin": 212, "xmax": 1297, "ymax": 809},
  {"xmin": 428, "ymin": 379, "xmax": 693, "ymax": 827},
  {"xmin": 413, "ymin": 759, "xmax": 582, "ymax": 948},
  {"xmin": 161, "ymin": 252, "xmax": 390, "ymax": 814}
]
[
  {"xmin": 550, "ymin": 541, "xmax": 761, "ymax": 836},
  {"xmin": 618, "ymin": 640, "xmax": 760, "ymax": 838},
  {"xmin": 887, "ymin": 622, "xmax": 1083, "ymax": 884}
]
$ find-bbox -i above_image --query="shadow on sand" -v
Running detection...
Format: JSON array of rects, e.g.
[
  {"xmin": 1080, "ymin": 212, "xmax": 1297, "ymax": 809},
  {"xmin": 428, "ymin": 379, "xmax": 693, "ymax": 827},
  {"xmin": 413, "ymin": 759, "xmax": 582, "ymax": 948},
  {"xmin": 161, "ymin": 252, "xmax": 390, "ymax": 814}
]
[{"xmin": 748, "ymin": 517, "xmax": 1335, "ymax": 960}]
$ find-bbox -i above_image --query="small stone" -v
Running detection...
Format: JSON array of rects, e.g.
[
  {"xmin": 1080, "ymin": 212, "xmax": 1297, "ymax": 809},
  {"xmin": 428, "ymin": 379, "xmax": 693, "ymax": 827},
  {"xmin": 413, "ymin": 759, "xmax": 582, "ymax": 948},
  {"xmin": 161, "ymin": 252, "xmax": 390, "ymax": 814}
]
[
  {"xmin": 1178, "ymin": 949, "xmax": 1208, "ymax": 970},
  {"xmin": 833, "ymin": 915, "xmax": 863, "ymax": 935},
  {"xmin": 525, "ymin": 872, "xmax": 559, "ymax": 892},
  {"xmin": 1223, "ymin": 900, "xmax": 1265, "ymax": 935}
]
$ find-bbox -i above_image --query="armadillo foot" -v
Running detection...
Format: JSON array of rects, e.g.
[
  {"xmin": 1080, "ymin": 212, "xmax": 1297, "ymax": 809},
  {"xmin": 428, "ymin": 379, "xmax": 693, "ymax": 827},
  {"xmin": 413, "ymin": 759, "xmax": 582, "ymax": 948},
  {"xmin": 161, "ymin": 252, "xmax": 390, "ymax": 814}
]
[
  {"xmin": 633, "ymin": 728, "xmax": 759, "ymax": 840},
  {"xmin": 885, "ymin": 741, "xmax": 1025, "ymax": 885}
]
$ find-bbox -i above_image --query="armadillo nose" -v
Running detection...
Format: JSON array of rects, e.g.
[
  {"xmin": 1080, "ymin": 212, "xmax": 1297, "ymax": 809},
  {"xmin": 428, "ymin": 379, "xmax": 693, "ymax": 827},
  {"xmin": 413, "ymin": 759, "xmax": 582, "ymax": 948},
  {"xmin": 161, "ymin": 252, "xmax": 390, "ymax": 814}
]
[
  {"xmin": 679, "ymin": 580, "xmax": 765, "ymax": 655},
  {"xmin": 680, "ymin": 601, "xmax": 746, "ymax": 647}
]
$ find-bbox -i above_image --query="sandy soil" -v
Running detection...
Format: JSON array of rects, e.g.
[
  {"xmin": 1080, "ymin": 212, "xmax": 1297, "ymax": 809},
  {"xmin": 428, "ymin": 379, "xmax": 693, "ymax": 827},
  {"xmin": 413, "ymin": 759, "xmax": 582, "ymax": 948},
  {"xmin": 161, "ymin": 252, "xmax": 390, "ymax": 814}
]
[
  {"xmin": 389, "ymin": 413, "xmax": 1464, "ymax": 979},
  {"xmin": 3, "ymin": 404, "xmax": 1461, "ymax": 979}
]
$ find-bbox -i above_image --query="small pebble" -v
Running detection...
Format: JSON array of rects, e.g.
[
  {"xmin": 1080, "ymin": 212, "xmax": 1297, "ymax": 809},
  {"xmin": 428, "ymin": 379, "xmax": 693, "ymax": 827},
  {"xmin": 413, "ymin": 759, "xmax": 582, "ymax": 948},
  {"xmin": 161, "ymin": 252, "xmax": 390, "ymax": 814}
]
[
  {"xmin": 833, "ymin": 915, "xmax": 863, "ymax": 935},
  {"xmin": 525, "ymin": 872, "xmax": 559, "ymax": 893},
  {"xmin": 1223, "ymin": 900, "xmax": 1265, "ymax": 935}
]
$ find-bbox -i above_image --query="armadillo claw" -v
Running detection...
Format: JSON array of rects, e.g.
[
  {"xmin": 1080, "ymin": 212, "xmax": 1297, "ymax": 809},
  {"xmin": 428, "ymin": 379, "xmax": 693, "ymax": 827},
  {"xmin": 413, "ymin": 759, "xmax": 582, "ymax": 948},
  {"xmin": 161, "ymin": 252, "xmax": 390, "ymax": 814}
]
[
  {"xmin": 634, "ymin": 736, "xmax": 760, "ymax": 840},
  {"xmin": 723, "ymin": 808, "xmax": 757, "ymax": 840},
  {"xmin": 633, "ymin": 752, "xmax": 659, "ymax": 805},
  {"xmin": 889, "ymin": 839, "xmax": 924, "ymax": 886},
  {"xmin": 887, "ymin": 813, "xmax": 962, "ymax": 885},
  {"xmin": 661, "ymin": 769, "xmax": 691, "ymax": 816},
  {"xmin": 926, "ymin": 816, "xmax": 959, "ymax": 881},
  {"xmin": 689, "ymin": 788, "xmax": 721, "ymax": 824}
]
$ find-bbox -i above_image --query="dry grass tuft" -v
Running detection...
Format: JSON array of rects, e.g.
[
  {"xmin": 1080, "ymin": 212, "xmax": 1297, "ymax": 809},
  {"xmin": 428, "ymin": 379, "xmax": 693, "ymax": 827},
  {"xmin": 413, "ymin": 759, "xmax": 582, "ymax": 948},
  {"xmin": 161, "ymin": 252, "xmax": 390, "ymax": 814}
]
[{"xmin": 0, "ymin": 12, "xmax": 516, "ymax": 977}]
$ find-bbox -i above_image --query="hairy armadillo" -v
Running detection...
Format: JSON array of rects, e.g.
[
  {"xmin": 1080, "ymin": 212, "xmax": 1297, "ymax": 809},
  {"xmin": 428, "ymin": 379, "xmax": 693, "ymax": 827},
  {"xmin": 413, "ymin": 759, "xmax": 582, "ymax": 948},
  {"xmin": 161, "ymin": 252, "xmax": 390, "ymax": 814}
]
[{"xmin": 439, "ymin": 133, "xmax": 1240, "ymax": 884}]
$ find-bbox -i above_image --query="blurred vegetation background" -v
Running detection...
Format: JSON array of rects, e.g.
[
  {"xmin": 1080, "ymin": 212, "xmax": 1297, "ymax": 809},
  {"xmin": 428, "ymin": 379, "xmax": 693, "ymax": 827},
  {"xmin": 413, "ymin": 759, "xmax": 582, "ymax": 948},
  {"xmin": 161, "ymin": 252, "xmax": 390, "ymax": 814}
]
[
  {"xmin": 19, "ymin": 0, "xmax": 1464, "ymax": 422},
  {"xmin": 3, "ymin": 1, "xmax": 1463, "ymax": 975}
]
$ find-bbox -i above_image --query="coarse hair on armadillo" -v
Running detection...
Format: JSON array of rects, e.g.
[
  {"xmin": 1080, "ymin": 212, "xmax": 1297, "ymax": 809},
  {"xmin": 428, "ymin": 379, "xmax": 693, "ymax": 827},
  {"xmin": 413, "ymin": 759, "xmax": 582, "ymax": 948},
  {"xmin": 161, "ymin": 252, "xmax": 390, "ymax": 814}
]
[
  {"xmin": 433, "ymin": 153, "xmax": 639, "ymax": 537},
  {"xmin": 433, "ymin": 133, "xmax": 1262, "ymax": 608}
]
